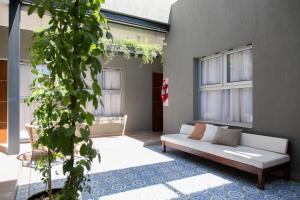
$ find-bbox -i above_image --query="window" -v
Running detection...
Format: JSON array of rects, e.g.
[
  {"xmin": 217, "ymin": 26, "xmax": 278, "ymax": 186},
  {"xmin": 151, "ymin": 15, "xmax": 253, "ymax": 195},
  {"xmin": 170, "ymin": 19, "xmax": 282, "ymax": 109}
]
[
  {"xmin": 91, "ymin": 69, "xmax": 123, "ymax": 117},
  {"xmin": 198, "ymin": 46, "xmax": 253, "ymax": 126},
  {"xmin": 19, "ymin": 63, "xmax": 47, "ymax": 140}
]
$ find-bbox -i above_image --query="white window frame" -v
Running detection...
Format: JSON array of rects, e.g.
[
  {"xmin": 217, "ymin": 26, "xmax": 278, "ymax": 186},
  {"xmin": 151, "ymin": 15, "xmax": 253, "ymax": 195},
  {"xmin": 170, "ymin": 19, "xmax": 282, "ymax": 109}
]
[
  {"xmin": 99, "ymin": 68, "xmax": 124, "ymax": 117},
  {"xmin": 198, "ymin": 45, "xmax": 253, "ymax": 128}
]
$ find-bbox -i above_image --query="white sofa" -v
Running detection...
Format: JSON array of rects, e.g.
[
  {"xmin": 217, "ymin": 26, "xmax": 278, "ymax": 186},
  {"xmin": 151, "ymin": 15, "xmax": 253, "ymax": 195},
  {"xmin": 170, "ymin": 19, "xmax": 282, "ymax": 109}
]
[{"xmin": 161, "ymin": 124, "xmax": 290, "ymax": 189}]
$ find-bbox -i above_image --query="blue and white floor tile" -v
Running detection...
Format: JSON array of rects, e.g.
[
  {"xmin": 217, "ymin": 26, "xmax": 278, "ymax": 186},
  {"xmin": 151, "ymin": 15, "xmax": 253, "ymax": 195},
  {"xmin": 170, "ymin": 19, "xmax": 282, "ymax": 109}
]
[{"xmin": 17, "ymin": 145, "xmax": 300, "ymax": 200}]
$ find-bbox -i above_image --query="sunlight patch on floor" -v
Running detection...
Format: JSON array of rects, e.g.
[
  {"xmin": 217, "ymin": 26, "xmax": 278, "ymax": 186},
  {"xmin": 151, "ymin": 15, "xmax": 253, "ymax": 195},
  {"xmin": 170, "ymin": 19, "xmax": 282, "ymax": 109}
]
[
  {"xmin": 90, "ymin": 136, "xmax": 173, "ymax": 173},
  {"xmin": 99, "ymin": 184, "xmax": 178, "ymax": 200},
  {"xmin": 17, "ymin": 136, "xmax": 173, "ymax": 186},
  {"xmin": 167, "ymin": 173, "xmax": 231, "ymax": 195}
]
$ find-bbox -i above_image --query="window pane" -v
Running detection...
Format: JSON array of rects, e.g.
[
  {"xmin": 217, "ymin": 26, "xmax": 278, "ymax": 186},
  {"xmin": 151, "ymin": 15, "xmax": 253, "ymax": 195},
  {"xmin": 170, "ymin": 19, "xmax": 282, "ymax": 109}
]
[
  {"xmin": 200, "ymin": 90, "xmax": 227, "ymax": 121},
  {"xmin": 20, "ymin": 64, "xmax": 49, "ymax": 97},
  {"xmin": 100, "ymin": 94, "xmax": 122, "ymax": 116},
  {"xmin": 200, "ymin": 56, "xmax": 221, "ymax": 85},
  {"xmin": 102, "ymin": 70, "xmax": 121, "ymax": 90},
  {"xmin": 20, "ymin": 64, "xmax": 34, "ymax": 97},
  {"xmin": 228, "ymin": 88, "xmax": 252, "ymax": 123},
  {"xmin": 227, "ymin": 49, "xmax": 252, "ymax": 82},
  {"xmin": 199, "ymin": 88, "xmax": 252, "ymax": 124}
]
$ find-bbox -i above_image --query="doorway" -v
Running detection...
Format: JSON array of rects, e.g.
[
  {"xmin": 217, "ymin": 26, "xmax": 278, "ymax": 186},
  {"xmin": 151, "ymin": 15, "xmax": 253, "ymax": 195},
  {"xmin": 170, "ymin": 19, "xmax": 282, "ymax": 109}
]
[{"xmin": 152, "ymin": 72, "xmax": 163, "ymax": 131}]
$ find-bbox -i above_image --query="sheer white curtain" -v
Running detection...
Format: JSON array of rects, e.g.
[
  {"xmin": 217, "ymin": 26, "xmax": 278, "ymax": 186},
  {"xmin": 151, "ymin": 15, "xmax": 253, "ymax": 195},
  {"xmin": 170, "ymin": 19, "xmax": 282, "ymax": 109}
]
[
  {"xmin": 239, "ymin": 88, "xmax": 252, "ymax": 123},
  {"xmin": 199, "ymin": 48, "xmax": 253, "ymax": 124},
  {"xmin": 201, "ymin": 56, "xmax": 221, "ymax": 85},
  {"xmin": 228, "ymin": 49, "xmax": 252, "ymax": 82},
  {"xmin": 101, "ymin": 70, "xmax": 122, "ymax": 116},
  {"xmin": 200, "ymin": 90, "xmax": 223, "ymax": 121},
  {"xmin": 100, "ymin": 94, "xmax": 121, "ymax": 116},
  {"xmin": 228, "ymin": 88, "xmax": 252, "ymax": 123},
  {"xmin": 20, "ymin": 64, "xmax": 46, "ymax": 139},
  {"xmin": 20, "ymin": 64, "xmax": 32, "ymax": 139},
  {"xmin": 20, "ymin": 64, "xmax": 34, "ymax": 98},
  {"xmin": 102, "ymin": 70, "xmax": 121, "ymax": 90},
  {"xmin": 87, "ymin": 69, "xmax": 122, "ymax": 117},
  {"xmin": 200, "ymin": 88, "xmax": 252, "ymax": 123}
]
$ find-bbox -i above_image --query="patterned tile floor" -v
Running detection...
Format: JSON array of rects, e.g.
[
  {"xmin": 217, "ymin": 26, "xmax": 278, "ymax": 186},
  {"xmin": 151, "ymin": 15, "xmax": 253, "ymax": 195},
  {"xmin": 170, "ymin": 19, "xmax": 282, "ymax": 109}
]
[{"xmin": 17, "ymin": 144, "xmax": 300, "ymax": 200}]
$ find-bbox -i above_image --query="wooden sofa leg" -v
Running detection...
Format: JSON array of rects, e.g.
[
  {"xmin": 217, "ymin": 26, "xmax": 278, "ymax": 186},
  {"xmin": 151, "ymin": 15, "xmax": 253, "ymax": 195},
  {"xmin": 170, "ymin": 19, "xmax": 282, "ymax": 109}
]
[
  {"xmin": 162, "ymin": 142, "xmax": 166, "ymax": 153},
  {"xmin": 258, "ymin": 170, "xmax": 265, "ymax": 190},
  {"xmin": 283, "ymin": 166, "xmax": 290, "ymax": 180}
]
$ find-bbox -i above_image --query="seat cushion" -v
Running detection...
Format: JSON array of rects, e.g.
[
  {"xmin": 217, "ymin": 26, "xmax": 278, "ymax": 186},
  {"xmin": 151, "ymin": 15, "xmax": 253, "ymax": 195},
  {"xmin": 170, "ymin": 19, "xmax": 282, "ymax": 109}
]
[{"xmin": 161, "ymin": 134, "xmax": 290, "ymax": 169}]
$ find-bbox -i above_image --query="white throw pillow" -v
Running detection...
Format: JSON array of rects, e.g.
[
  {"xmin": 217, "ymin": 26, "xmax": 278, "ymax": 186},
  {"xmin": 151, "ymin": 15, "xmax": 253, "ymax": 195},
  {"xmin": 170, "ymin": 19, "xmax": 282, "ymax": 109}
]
[
  {"xmin": 201, "ymin": 124, "xmax": 228, "ymax": 142},
  {"xmin": 179, "ymin": 124, "xmax": 195, "ymax": 135},
  {"xmin": 201, "ymin": 124, "xmax": 218, "ymax": 142}
]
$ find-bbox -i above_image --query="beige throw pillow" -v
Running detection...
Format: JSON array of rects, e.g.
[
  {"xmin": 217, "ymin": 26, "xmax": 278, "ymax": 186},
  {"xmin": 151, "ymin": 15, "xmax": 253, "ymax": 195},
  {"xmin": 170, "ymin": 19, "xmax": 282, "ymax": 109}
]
[{"xmin": 211, "ymin": 127, "xmax": 242, "ymax": 147}]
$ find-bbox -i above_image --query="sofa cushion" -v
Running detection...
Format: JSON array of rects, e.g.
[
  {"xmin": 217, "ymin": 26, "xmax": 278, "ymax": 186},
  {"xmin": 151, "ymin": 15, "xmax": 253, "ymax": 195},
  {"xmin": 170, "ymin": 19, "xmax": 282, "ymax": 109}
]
[
  {"xmin": 188, "ymin": 123, "xmax": 206, "ymax": 140},
  {"xmin": 161, "ymin": 134, "xmax": 290, "ymax": 169},
  {"xmin": 240, "ymin": 133, "xmax": 288, "ymax": 154},
  {"xmin": 201, "ymin": 124, "xmax": 219, "ymax": 142},
  {"xmin": 211, "ymin": 127, "xmax": 242, "ymax": 147},
  {"xmin": 179, "ymin": 124, "xmax": 195, "ymax": 135}
]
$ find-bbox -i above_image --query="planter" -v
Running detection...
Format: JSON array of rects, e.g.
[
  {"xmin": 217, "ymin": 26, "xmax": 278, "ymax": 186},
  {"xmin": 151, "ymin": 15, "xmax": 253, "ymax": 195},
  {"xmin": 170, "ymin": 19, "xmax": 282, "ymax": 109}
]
[
  {"xmin": 27, "ymin": 188, "xmax": 82, "ymax": 200},
  {"xmin": 27, "ymin": 188, "xmax": 61, "ymax": 200}
]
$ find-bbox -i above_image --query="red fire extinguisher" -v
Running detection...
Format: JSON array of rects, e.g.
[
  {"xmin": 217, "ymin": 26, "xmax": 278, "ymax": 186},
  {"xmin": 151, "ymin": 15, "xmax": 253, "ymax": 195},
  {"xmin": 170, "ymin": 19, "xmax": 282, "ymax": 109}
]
[{"xmin": 161, "ymin": 79, "xmax": 169, "ymax": 106}]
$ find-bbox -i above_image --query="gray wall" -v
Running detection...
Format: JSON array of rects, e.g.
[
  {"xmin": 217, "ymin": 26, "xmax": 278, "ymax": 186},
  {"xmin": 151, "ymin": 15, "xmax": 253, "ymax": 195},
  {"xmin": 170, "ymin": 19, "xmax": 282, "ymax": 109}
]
[{"xmin": 164, "ymin": 0, "xmax": 300, "ymax": 178}]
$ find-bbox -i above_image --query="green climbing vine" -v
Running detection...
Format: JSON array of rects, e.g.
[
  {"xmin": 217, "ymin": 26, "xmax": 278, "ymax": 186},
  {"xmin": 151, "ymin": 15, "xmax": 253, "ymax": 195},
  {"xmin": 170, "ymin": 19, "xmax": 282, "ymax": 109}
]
[{"xmin": 102, "ymin": 38, "xmax": 164, "ymax": 65}]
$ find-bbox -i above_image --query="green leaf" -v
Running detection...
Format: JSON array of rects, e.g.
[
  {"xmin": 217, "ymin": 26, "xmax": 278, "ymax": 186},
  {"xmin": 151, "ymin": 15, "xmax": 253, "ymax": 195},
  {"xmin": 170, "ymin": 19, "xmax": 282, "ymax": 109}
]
[
  {"xmin": 65, "ymin": 126, "xmax": 76, "ymax": 137},
  {"xmin": 37, "ymin": 7, "xmax": 45, "ymax": 18},
  {"xmin": 80, "ymin": 144, "xmax": 87, "ymax": 156},
  {"xmin": 31, "ymin": 68, "xmax": 39, "ymax": 75},
  {"xmin": 86, "ymin": 113, "xmax": 94, "ymax": 126},
  {"xmin": 92, "ymin": 96, "xmax": 98, "ymax": 108},
  {"xmin": 61, "ymin": 112, "xmax": 69, "ymax": 123},
  {"xmin": 106, "ymin": 31, "xmax": 113, "ymax": 40},
  {"xmin": 92, "ymin": 82, "xmax": 101, "ymax": 95},
  {"xmin": 80, "ymin": 128, "xmax": 90, "ymax": 141},
  {"xmin": 28, "ymin": 5, "xmax": 36, "ymax": 15}
]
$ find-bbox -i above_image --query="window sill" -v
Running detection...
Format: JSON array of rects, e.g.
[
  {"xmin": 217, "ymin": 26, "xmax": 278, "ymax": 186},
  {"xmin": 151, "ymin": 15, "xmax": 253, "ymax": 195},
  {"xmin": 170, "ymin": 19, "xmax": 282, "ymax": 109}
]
[
  {"xmin": 194, "ymin": 119, "xmax": 252, "ymax": 129},
  {"xmin": 95, "ymin": 116, "xmax": 125, "ymax": 120},
  {"xmin": 93, "ymin": 115, "xmax": 127, "ymax": 124}
]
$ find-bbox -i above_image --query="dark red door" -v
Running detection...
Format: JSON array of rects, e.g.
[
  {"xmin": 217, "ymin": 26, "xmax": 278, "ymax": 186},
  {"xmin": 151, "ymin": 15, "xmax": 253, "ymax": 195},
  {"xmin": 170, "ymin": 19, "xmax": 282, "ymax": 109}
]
[{"xmin": 152, "ymin": 72, "xmax": 163, "ymax": 131}]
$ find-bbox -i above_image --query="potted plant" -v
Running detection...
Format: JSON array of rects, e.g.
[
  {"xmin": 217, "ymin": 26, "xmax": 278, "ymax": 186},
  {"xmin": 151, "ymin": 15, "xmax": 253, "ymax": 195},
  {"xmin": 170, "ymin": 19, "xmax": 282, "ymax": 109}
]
[{"xmin": 26, "ymin": 0, "xmax": 112, "ymax": 199}]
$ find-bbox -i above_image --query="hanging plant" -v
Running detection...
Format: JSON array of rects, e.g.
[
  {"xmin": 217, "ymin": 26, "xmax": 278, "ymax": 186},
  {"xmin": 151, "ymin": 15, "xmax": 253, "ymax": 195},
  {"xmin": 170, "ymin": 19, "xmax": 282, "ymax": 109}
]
[{"xmin": 101, "ymin": 38, "xmax": 164, "ymax": 65}]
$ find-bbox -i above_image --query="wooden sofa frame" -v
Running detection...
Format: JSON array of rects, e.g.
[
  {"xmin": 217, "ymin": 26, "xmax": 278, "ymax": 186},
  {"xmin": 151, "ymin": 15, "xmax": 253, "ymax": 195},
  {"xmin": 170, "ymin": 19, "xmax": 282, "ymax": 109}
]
[{"xmin": 161, "ymin": 140, "xmax": 290, "ymax": 189}]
